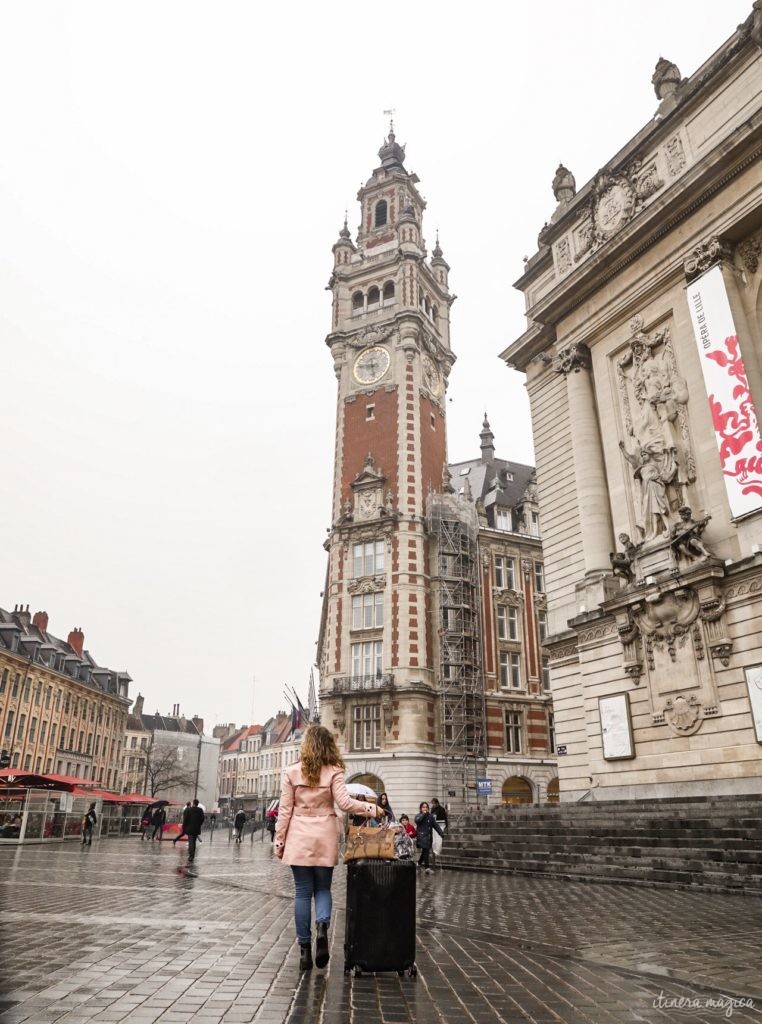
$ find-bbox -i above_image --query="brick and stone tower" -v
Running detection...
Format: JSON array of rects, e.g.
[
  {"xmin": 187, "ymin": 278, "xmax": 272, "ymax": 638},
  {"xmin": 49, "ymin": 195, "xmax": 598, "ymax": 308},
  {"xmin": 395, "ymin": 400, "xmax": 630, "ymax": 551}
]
[{"xmin": 317, "ymin": 129, "xmax": 455, "ymax": 805}]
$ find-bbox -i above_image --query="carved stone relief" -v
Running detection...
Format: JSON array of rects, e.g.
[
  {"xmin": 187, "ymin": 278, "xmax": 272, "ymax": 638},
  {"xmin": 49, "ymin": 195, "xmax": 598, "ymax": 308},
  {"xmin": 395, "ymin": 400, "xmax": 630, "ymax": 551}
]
[
  {"xmin": 593, "ymin": 172, "xmax": 636, "ymax": 242},
  {"xmin": 347, "ymin": 324, "xmax": 397, "ymax": 350},
  {"xmin": 347, "ymin": 574, "xmax": 387, "ymax": 594},
  {"xmin": 612, "ymin": 576, "xmax": 728, "ymax": 736},
  {"xmin": 555, "ymin": 237, "xmax": 572, "ymax": 275},
  {"xmin": 738, "ymin": 233, "xmax": 762, "ymax": 275},
  {"xmin": 664, "ymin": 135, "xmax": 686, "ymax": 176},
  {"xmin": 616, "ymin": 315, "xmax": 695, "ymax": 541}
]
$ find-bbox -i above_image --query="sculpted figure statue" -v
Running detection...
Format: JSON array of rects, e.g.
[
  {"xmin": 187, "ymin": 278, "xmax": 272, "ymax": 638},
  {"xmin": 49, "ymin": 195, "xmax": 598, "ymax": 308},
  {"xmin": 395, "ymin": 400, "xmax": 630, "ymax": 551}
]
[
  {"xmin": 619, "ymin": 442, "xmax": 672, "ymax": 540},
  {"xmin": 610, "ymin": 532, "xmax": 638, "ymax": 584},
  {"xmin": 670, "ymin": 507, "xmax": 713, "ymax": 561}
]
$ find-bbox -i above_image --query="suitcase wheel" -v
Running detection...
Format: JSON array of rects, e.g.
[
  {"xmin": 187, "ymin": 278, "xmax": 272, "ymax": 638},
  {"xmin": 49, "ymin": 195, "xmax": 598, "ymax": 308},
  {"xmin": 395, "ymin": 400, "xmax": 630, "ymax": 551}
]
[
  {"xmin": 409, "ymin": 965, "xmax": 417, "ymax": 979},
  {"xmin": 352, "ymin": 966, "xmax": 363, "ymax": 978}
]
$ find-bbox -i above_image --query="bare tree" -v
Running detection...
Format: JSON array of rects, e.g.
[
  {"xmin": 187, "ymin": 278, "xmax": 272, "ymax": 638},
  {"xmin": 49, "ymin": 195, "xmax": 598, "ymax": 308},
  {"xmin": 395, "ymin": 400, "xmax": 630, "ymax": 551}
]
[{"xmin": 143, "ymin": 743, "xmax": 197, "ymax": 798}]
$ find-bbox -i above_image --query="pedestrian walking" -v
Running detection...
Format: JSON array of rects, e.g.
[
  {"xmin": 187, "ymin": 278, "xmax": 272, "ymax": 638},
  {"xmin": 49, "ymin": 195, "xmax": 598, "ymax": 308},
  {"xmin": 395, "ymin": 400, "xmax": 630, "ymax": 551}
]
[
  {"xmin": 377, "ymin": 792, "xmax": 395, "ymax": 822},
  {"xmin": 151, "ymin": 806, "xmax": 166, "ymax": 841},
  {"xmin": 430, "ymin": 797, "xmax": 448, "ymax": 868},
  {"xmin": 274, "ymin": 724, "xmax": 383, "ymax": 972},
  {"xmin": 233, "ymin": 808, "xmax": 246, "ymax": 843},
  {"xmin": 173, "ymin": 802, "xmax": 192, "ymax": 846},
  {"xmin": 414, "ymin": 802, "xmax": 443, "ymax": 874},
  {"xmin": 139, "ymin": 813, "xmax": 151, "ymax": 840},
  {"xmin": 81, "ymin": 803, "xmax": 97, "ymax": 846},
  {"xmin": 266, "ymin": 808, "xmax": 278, "ymax": 843},
  {"xmin": 185, "ymin": 799, "xmax": 205, "ymax": 862}
]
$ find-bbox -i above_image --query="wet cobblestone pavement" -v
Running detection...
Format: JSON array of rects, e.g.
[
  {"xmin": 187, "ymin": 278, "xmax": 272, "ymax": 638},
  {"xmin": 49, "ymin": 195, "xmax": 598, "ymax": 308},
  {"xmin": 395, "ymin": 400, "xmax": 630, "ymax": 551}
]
[{"xmin": 0, "ymin": 834, "xmax": 760, "ymax": 1023}]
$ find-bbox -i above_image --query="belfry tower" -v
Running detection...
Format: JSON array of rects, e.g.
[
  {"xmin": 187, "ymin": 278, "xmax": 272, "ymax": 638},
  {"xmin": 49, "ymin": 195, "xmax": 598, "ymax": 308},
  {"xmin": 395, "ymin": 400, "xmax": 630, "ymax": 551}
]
[{"xmin": 317, "ymin": 130, "xmax": 455, "ymax": 804}]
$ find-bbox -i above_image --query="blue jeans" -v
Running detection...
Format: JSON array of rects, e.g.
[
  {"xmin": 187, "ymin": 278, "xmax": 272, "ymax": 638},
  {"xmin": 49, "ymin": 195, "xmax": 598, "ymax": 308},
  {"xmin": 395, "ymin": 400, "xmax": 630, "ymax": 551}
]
[{"xmin": 291, "ymin": 866, "xmax": 334, "ymax": 945}]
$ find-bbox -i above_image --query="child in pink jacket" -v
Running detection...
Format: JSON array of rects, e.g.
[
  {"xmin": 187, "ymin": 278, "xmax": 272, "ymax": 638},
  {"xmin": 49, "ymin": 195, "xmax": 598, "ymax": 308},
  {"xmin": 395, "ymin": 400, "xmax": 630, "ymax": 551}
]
[{"xmin": 274, "ymin": 725, "xmax": 382, "ymax": 971}]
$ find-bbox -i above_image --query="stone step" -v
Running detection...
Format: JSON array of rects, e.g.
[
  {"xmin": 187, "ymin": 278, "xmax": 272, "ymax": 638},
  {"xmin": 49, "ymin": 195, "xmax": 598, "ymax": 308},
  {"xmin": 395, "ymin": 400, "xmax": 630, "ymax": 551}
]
[{"xmin": 441, "ymin": 796, "xmax": 762, "ymax": 893}]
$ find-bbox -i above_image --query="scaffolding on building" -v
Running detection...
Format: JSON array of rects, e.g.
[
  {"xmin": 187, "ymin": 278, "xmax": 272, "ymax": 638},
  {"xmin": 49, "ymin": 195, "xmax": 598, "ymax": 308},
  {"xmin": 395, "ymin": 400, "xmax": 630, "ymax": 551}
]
[{"xmin": 427, "ymin": 493, "xmax": 487, "ymax": 813}]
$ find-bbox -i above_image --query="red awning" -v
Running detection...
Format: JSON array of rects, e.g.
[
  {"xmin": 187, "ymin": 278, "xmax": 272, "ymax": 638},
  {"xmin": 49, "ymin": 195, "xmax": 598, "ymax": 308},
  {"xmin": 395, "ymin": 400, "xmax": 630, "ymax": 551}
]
[
  {"xmin": 70, "ymin": 787, "xmax": 129, "ymax": 803},
  {"xmin": 0, "ymin": 770, "xmax": 74, "ymax": 790},
  {"xmin": 43, "ymin": 774, "xmax": 99, "ymax": 787}
]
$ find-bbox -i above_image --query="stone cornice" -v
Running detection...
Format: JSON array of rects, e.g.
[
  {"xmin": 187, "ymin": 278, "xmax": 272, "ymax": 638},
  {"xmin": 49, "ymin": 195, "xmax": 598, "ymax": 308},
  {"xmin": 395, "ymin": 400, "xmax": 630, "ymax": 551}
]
[
  {"xmin": 528, "ymin": 121, "xmax": 762, "ymax": 327},
  {"xmin": 515, "ymin": 21, "xmax": 758, "ymax": 284}
]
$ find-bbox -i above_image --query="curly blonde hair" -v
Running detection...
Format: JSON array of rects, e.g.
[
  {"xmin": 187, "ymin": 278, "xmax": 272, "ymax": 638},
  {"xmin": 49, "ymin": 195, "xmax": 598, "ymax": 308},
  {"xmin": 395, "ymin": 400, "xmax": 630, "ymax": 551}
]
[{"xmin": 300, "ymin": 725, "xmax": 344, "ymax": 786}]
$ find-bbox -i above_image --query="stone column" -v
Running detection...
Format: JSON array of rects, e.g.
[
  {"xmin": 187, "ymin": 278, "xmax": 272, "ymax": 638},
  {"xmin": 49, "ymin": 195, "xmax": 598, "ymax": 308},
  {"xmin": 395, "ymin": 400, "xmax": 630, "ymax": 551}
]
[{"xmin": 554, "ymin": 342, "xmax": 615, "ymax": 580}]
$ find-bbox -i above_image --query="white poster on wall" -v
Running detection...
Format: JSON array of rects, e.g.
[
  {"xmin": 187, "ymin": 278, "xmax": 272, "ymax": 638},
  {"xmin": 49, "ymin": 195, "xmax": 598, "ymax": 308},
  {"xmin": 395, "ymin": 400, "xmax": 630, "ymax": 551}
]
[
  {"xmin": 745, "ymin": 665, "xmax": 762, "ymax": 744},
  {"xmin": 686, "ymin": 265, "xmax": 762, "ymax": 519},
  {"xmin": 599, "ymin": 693, "xmax": 635, "ymax": 761}
]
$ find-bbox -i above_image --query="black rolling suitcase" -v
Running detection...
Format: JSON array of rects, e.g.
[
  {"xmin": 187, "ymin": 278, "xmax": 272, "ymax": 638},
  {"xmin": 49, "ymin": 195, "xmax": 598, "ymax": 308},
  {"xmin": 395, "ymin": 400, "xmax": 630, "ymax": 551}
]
[{"xmin": 344, "ymin": 858, "xmax": 417, "ymax": 977}]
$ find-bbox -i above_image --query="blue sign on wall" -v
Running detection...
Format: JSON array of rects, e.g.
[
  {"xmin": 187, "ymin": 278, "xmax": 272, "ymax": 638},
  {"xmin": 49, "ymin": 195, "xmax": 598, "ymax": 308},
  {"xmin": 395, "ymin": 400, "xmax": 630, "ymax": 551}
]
[{"xmin": 476, "ymin": 778, "xmax": 493, "ymax": 795}]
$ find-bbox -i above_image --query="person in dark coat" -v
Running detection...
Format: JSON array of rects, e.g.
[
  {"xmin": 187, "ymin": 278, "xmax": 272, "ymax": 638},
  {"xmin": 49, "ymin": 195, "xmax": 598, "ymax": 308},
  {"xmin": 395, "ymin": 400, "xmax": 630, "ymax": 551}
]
[
  {"xmin": 81, "ymin": 803, "xmax": 97, "ymax": 846},
  {"xmin": 430, "ymin": 798, "xmax": 448, "ymax": 867},
  {"xmin": 186, "ymin": 799, "xmax": 205, "ymax": 861},
  {"xmin": 151, "ymin": 806, "xmax": 166, "ymax": 841},
  {"xmin": 233, "ymin": 808, "xmax": 246, "ymax": 843},
  {"xmin": 173, "ymin": 802, "xmax": 192, "ymax": 846},
  {"xmin": 414, "ymin": 802, "xmax": 443, "ymax": 874},
  {"xmin": 266, "ymin": 808, "xmax": 278, "ymax": 842}
]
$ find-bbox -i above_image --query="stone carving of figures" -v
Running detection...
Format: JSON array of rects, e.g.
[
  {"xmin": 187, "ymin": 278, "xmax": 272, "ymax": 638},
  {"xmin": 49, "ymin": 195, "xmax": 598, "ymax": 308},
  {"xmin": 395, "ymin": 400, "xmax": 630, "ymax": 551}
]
[
  {"xmin": 670, "ymin": 507, "xmax": 713, "ymax": 562},
  {"xmin": 610, "ymin": 533, "xmax": 638, "ymax": 583},
  {"xmin": 619, "ymin": 442, "xmax": 672, "ymax": 540}
]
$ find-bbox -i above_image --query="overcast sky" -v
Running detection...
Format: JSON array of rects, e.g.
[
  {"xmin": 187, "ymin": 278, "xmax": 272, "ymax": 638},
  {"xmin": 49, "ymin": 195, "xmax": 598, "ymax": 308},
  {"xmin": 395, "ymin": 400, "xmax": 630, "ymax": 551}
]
[{"xmin": 0, "ymin": 1, "xmax": 750, "ymax": 730}]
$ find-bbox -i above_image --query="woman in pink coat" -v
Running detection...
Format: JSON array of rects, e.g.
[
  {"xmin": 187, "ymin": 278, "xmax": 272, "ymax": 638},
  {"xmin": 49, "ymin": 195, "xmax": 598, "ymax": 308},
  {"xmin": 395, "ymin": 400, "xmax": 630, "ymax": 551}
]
[{"xmin": 274, "ymin": 725, "xmax": 382, "ymax": 971}]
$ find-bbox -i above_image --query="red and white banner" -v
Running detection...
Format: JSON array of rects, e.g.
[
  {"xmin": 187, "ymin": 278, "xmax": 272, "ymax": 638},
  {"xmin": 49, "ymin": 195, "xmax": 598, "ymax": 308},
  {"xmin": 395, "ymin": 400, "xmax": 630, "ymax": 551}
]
[{"xmin": 686, "ymin": 265, "xmax": 762, "ymax": 519}]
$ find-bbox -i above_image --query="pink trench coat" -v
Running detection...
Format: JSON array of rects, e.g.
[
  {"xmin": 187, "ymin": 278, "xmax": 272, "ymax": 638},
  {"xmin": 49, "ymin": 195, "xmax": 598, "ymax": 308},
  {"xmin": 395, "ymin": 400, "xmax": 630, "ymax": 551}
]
[{"xmin": 274, "ymin": 763, "xmax": 376, "ymax": 867}]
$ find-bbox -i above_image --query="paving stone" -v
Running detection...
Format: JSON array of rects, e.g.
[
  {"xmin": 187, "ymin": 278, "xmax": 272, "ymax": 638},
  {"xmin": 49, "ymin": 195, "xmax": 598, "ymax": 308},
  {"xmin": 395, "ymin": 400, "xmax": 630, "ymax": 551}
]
[{"xmin": 2, "ymin": 838, "xmax": 762, "ymax": 1022}]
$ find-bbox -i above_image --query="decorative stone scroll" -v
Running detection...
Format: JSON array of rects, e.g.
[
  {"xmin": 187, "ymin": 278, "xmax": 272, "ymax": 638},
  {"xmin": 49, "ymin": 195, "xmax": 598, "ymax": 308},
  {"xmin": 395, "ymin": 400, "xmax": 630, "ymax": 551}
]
[
  {"xmin": 616, "ymin": 315, "xmax": 695, "ymax": 541},
  {"xmin": 683, "ymin": 237, "xmax": 735, "ymax": 283}
]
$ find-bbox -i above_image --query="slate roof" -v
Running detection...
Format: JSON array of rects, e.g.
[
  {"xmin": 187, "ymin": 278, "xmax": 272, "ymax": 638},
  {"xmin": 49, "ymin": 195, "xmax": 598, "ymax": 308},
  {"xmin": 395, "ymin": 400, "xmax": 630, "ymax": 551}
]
[
  {"xmin": 0, "ymin": 604, "xmax": 131, "ymax": 702},
  {"xmin": 448, "ymin": 418, "xmax": 537, "ymax": 532}
]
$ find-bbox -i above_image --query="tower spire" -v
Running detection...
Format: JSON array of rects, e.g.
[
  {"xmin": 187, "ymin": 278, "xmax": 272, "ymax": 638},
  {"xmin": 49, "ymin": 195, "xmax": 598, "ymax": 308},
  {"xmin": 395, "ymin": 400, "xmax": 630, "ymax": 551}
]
[{"xmin": 480, "ymin": 413, "xmax": 495, "ymax": 463}]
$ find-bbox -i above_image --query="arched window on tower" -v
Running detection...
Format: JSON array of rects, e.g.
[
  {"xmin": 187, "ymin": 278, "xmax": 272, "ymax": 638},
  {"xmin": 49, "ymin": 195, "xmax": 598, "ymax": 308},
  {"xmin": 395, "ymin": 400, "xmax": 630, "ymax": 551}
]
[
  {"xmin": 374, "ymin": 200, "xmax": 388, "ymax": 227},
  {"xmin": 367, "ymin": 286, "xmax": 380, "ymax": 310},
  {"xmin": 352, "ymin": 291, "xmax": 364, "ymax": 312},
  {"xmin": 431, "ymin": 304, "xmax": 439, "ymax": 323},
  {"xmin": 382, "ymin": 281, "xmax": 395, "ymax": 303}
]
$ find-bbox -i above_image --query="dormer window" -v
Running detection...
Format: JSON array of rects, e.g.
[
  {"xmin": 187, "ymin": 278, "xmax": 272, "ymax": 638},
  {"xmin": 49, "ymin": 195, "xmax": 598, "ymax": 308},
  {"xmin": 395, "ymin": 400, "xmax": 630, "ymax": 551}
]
[{"xmin": 374, "ymin": 200, "xmax": 388, "ymax": 227}]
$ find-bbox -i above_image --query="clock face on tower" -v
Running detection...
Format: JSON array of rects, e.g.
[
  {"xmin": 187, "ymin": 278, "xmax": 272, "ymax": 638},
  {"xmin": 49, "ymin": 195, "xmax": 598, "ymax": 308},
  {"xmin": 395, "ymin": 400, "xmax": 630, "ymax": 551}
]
[
  {"xmin": 353, "ymin": 346, "xmax": 390, "ymax": 385},
  {"xmin": 421, "ymin": 354, "xmax": 442, "ymax": 396}
]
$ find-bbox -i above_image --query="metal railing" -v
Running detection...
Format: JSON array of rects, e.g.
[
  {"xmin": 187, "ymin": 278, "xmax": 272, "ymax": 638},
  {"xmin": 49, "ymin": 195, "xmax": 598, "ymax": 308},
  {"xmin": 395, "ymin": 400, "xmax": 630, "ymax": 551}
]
[{"xmin": 332, "ymin": 674, "xmax": 394, "ymax": 692}]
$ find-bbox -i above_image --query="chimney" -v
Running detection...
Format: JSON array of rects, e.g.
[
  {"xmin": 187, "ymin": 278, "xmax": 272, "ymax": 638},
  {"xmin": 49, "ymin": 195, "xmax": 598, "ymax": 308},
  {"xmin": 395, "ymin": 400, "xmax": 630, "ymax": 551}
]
[
  {"xmin": 133, "ymin": 693, "xmax": 144, "ymax": 718},
  {"xmin": 192, "ymin": 716, "xmax": 204, "ymax": 734},
  {"xmin": 32, "ymin": 611, "xmax": 49, "ymax": 632},
  {"xmin": 14, "ymin": 604, "xmax": 31, "ymax": 628},
  {"xmin": 67, "ymin": 628, "xmax": 84, "ymax": 656}
]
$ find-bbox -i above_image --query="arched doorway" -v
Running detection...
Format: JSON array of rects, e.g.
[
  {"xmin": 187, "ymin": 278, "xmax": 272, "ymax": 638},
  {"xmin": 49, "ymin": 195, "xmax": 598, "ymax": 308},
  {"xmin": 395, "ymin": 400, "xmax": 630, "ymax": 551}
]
[
  {"xmin": 346, "ymin": 772, "xmax": 384, "ymax": 797},
  {"xmin": 546, "ymin": 778, "xmax": 560, "ymax": 804},
  {"xmin": 501, "ymin": 776, "xmax": 533, "ymax": 805}
]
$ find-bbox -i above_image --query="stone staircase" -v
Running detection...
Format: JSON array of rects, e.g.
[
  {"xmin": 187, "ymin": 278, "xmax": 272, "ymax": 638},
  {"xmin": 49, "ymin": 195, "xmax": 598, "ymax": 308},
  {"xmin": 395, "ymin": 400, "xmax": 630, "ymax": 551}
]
[{"xmin": 440, "ymin": 795, "xmax": 762, "ymax": 894}]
